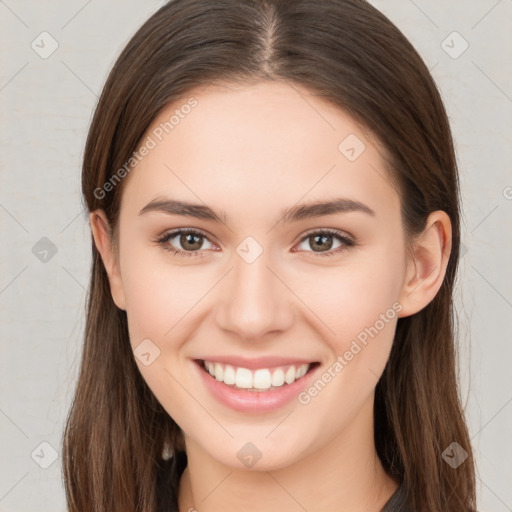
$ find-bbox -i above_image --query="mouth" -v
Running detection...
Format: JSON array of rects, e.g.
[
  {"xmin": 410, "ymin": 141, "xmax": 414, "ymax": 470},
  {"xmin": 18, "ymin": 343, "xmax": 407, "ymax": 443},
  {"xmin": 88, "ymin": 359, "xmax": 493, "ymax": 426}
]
[{"xmin": 194, "ymin": 359, "xmax": 320, "ymax": 393}]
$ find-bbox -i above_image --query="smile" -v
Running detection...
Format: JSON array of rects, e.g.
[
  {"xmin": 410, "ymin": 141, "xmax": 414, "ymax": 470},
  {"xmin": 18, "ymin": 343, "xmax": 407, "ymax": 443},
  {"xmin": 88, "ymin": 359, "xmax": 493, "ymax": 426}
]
[
  {"xmin": 201, "ymin": 359, "xmax": 313, "ymax": 391},
  {"xmin": 193, "ymin": 358, "xmax": 321, "ymax": 413}
]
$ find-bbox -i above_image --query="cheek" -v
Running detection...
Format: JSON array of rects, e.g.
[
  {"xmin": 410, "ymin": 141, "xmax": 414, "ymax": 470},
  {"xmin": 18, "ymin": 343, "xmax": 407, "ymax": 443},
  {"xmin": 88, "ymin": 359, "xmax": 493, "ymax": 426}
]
[
  {"xmin": 293, "ymin": 281, "xmax": 401, "ymax": 439},
  {"xmin": 119, "ymin": 241, "xmax": 206, "ymax": 345},
  {"xmin": 289, "ymin": 246, "xmax": 404, "ymax": 416},
  {"xmin": 120, "ymin": 232, "xmax": 405, "ymax": 355},
  {"xmin": 119, "ymin": 246, "xmax": 201, "ymax": 426},
  {"xmin": 290, "ymin": 246, "xmax": 405, "ymax": 348}
]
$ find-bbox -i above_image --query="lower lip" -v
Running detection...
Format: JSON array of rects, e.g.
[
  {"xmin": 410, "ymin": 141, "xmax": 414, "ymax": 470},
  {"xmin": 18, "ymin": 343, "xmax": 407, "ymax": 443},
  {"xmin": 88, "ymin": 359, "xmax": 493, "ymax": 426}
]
[{"xmin": 193, "ymin": 360, "xmax": 320, "ymax": 413}]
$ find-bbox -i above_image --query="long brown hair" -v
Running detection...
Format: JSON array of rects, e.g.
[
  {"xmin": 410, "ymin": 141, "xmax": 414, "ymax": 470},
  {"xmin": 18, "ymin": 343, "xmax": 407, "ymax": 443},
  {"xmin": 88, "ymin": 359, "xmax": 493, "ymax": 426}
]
[{"xmin": 62, "ymin": 1, "xmax": 476, "ymax": 511}]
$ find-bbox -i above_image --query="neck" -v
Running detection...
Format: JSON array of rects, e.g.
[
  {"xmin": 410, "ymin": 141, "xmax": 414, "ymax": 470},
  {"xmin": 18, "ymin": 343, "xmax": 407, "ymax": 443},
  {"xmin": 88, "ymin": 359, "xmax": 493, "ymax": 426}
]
[{"xmin": 178, "ymin": 394, "xmax": 398, "ymax": 512}]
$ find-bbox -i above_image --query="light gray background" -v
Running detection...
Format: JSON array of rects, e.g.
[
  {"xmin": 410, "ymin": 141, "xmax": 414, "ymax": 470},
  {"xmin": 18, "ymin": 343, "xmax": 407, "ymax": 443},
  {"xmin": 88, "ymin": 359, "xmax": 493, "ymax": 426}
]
[{"xmin": 0, "ymin": 1, "xmax": 511, "ymax": 511}]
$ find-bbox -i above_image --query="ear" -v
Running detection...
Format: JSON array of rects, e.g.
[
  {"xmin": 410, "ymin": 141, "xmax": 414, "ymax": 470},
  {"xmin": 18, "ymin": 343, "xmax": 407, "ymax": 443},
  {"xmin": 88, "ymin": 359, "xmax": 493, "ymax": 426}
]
[
  {"xmin": 398, "ymin": 211, "xmax": 452, "ymax": 318},
  {"xmin": 89, "ymin": 209, "xmax": 126, "ymax": 311}
]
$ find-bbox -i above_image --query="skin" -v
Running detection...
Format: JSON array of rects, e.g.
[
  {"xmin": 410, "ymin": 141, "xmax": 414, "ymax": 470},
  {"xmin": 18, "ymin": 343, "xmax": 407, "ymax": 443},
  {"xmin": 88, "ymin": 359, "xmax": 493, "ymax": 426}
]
[{"xmin": 91, "ymin": 81, "xmax": 452, "ymax": 512}]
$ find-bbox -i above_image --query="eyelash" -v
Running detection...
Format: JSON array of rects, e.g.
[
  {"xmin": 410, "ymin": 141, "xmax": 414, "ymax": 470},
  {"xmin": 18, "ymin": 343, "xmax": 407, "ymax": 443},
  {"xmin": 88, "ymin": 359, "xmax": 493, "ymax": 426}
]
[{"xmin": 155, "ymin": 228, "xmax": 354, "ymax": 259}]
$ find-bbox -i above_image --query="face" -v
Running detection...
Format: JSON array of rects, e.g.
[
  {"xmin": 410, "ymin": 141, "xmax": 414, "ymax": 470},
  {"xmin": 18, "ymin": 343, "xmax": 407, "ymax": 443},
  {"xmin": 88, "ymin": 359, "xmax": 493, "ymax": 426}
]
[{"xmin": 97, "ymin": 81, "xmax": 416, "ymax": 470}]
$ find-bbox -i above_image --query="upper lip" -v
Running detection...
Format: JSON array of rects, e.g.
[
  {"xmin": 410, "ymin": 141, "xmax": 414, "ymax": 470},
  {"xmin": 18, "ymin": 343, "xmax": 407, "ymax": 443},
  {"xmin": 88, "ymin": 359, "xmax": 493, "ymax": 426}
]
[{"xmin": 194, "ymin": 356, "xmax": 318, "ymax": 370}]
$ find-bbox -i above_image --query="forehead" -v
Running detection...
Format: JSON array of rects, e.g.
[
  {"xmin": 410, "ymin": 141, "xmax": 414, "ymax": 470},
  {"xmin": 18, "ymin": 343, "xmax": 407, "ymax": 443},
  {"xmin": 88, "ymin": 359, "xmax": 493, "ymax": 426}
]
[{"xmin": 120, "ymin": 80, "xmax": 399, "ymax": 224}]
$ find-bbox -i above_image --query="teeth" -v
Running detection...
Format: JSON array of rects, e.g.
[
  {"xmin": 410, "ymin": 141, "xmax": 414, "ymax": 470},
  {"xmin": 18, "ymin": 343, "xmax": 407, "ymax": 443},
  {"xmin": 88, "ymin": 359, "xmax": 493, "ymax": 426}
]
[
  {"xmin": 284, "ymin": 366, "xmax": 296, "ymax": 384},
  {"xmin": 271, "ymin": 368, "xmax": 285, "ymax": 387},
  {"xmin": 297, "ymin": 364, "xmax": 307, "ymax": 378},
  {"xmin": 223, "ymin": 365, "xmax": 236, "ymax": 385},
  {"xmin": 202, "ymin": 360, "xmax": 311, "ymax": 391},
  {"xmin": 214, "ymin": 362, "xmax": 223, "ymax": 381},
  {"xmin": 235, "ymin": 367, "xmax": 253, "ymax": 389},
  {"xmin": 253, "ymin": 369, "xmax": 272, "ymax": 390}
]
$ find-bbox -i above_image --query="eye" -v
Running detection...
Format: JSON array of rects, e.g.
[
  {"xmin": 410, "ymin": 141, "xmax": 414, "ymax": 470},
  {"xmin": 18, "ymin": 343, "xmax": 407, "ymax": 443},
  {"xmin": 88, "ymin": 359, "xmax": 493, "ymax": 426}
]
[
  {"xmin": 155, "ymin": 228, "xmax": 354, "ymax": 259},
  {"xmin": 293, "ymin": 229, "xmax": 354, "ymax": 257},
  {"xmin": 156, "ymin": 228, "xmax": 216, "ymax": 257}
]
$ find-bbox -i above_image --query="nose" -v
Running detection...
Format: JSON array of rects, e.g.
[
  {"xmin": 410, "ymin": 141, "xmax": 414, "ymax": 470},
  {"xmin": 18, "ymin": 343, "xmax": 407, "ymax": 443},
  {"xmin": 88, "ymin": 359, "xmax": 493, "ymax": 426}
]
[{"xmin": 215, "ymin": 248, "xmax": 295, "ymax": 342}]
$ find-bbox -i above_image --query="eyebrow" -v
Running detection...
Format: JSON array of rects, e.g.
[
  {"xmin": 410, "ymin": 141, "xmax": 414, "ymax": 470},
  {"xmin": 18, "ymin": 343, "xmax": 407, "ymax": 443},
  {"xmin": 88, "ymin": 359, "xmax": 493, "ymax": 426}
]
[{"xmin": 138, "ymin": 196, "xmax": 375, "ymax": 224}]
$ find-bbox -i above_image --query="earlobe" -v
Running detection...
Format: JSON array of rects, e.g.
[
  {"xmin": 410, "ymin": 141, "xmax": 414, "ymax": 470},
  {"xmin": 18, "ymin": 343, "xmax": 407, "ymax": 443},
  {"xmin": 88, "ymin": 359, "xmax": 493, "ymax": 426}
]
[
  {"xmin": 89, "ymin": 210, "xmax": 127, "ymax": 311},
  {"xmin": 398, "ymin": 211, "xmax": 452, "ymax": 318}
]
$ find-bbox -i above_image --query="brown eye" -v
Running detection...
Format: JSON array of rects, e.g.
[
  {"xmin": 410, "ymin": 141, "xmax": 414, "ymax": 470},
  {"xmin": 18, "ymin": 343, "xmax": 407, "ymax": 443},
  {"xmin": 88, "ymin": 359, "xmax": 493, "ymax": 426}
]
[
  {"xmin": 157, "ymin": 229, "xmax": 215, "ymax": 256},
  {"xmin": 295, "ymin": 230, "xmax": 354, "ymax": 257},
  {"xmin": 179, "ymin": 232, "xmax": 205, "ymax": 251},
  {"xmin": 308, "ymin": 233, "xmax": 335, "ymax": 252}
]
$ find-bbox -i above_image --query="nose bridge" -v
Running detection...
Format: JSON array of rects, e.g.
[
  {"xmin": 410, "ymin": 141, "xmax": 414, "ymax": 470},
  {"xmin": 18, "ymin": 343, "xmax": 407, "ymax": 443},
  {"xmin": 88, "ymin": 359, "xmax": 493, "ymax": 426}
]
[{"xmin": 216, "ymin": 241, "xmax": 294, "ymax": 340}]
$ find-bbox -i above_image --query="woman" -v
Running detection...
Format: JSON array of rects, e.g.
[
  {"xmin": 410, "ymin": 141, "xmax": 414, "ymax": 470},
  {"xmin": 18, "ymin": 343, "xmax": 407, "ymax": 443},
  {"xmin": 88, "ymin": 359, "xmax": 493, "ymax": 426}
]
[{"xmin": 62, "ymin": 1, "xmax": 477, "ymax": 511}]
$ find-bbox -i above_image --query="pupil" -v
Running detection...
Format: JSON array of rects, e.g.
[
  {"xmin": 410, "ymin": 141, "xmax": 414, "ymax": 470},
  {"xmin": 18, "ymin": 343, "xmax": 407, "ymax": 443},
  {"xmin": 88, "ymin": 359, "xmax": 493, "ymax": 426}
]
[
  {"xmin": 311, "ymin": 234, "xmax": 333, "ymax": 252},
  {"xmin": 182, "ymin": 233, "xmax": 202, "ymax": 250},
  {"xmin": 178, "ymin": 233, "xmax": 334, "ymax": 253}
]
